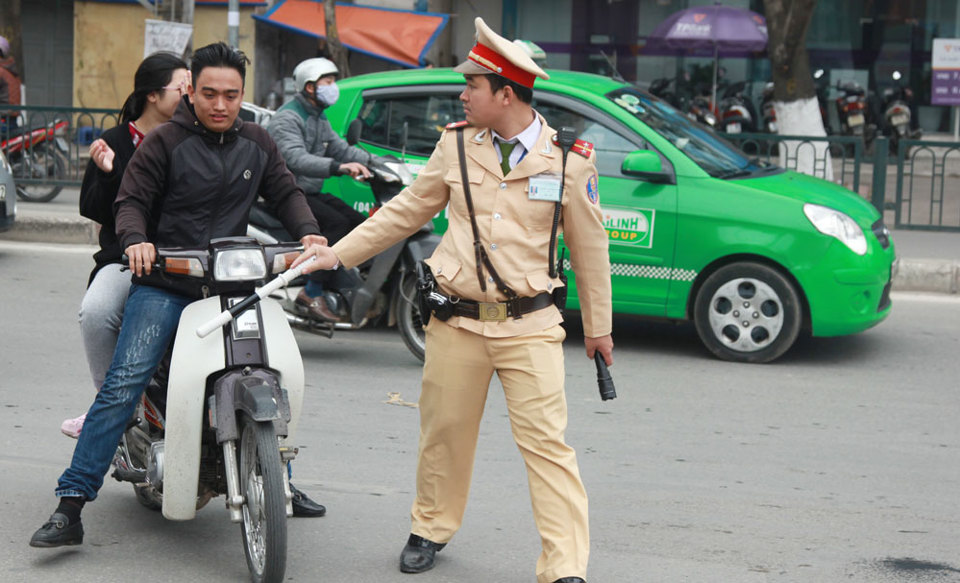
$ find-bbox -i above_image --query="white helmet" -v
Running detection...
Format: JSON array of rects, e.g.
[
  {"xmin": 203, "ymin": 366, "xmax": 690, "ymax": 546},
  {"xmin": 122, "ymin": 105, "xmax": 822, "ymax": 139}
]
[{"xmin": 293, "ymin": 58, "xmax": 338, "ymax": 93}]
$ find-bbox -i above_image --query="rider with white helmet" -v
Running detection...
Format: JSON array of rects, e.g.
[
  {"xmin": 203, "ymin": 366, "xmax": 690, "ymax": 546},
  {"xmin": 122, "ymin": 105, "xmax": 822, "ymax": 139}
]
[{"xmin": 266, "ymin": 57, "xmax": 374, "ymax": 323}]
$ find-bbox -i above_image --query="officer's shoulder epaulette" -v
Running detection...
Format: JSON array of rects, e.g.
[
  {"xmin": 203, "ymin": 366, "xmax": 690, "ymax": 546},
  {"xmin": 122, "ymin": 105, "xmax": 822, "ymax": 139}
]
[
  {"xmin": 570, "ymin": 139, "xmax": 594, "ymax": 158},
  {"xmin": 445, "ymin": 120, "xmax": 470, "ymax": 130},
  {"xmin": 550, "ymin": 135, "xmax": 595, "ymax": 158}
]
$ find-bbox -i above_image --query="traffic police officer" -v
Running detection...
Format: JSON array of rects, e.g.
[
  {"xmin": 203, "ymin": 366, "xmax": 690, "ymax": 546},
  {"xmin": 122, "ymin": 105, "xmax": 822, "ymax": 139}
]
[{"xmin": 295, "ymin": 17, "xmax": 613, "ymax": 583}]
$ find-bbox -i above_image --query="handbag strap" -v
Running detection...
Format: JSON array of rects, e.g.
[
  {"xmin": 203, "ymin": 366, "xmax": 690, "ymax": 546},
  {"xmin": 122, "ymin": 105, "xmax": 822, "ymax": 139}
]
[{"xmin": 456, "ymin": 128, "xmax": 517, "ymax": 300}]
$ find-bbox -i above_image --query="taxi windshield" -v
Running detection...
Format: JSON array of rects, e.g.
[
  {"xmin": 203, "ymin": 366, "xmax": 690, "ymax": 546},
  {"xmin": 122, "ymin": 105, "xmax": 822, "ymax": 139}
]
[{"xmin": 606, "ymin": 88, "xmax": 773, "ymax": 179}]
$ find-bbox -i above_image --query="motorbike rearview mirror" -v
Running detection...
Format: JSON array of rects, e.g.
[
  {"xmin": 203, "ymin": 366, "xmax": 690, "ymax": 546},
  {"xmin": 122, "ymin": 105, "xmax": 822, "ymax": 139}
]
[
  {"xmin": 346, "ymin": 118, "xmax": 362, "ymax": 146},
  {"xmin": 621, "ymin": 150, "xmax": 674, "ymax": 184}
]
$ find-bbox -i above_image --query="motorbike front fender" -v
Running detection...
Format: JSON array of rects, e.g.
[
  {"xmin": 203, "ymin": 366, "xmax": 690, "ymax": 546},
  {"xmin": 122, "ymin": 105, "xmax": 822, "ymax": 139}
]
[{"xmin": 162, "ymin": 297, "xmax": 304, "ymax": 521}]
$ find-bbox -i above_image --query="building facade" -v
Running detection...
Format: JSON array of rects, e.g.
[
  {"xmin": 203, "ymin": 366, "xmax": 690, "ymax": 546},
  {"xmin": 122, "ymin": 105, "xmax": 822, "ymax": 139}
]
[{"xmin": 14, "ymin": 0, "xmax": 960, "ymax": 133}]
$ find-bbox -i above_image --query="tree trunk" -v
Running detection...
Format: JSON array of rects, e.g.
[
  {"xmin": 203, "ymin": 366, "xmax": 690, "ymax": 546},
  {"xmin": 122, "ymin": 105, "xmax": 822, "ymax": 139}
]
[
  {"xmin": 324, "ymin": 0, "xmax": 350, "ymax": 77},
  {"xmin": 0, "ymin": 0, "xmax": 23, "ymax": 83},
  {"xmin": 763, "ymin": 0, "xmax": 832, "ymax": 181}
]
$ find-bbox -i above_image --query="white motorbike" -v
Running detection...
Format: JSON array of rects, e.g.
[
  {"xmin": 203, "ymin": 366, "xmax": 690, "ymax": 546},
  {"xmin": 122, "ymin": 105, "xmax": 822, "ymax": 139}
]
[{"xmin": 111, "ymin": 237, "xmax": 314, "ymax": 583}]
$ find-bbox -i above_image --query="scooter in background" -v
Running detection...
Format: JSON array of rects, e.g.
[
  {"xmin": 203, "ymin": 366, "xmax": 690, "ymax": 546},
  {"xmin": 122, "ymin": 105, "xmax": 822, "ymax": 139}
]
[
  {"xmin": 247, "ymin": 120, "xmax": 439, "ymax": 361},
  {"xmin": 1, "ymin": 117, "xmax": 70, "ymax": 202},
  {"xmin": 876, "ymin": 70, "xmax": 921, "ymax": 155},
  {"xmin": 834, "ymin": 79, "xmax": 869, "ymax": 138},
  {"xmin": 717, "ymin": 80, "xmax": 756, "ymax": 134}
]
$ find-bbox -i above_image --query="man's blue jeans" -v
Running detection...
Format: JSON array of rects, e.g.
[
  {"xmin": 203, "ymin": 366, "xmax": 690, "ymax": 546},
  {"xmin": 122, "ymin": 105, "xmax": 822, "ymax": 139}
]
[{"xmin": 56, "ymin": 284, "xmax": 193, "ymax": 501}]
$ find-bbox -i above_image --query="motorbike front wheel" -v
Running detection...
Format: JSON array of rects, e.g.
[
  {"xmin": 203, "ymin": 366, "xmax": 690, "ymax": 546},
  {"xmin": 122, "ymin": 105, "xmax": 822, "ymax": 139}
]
[
  {"xmin": 396, "ymin": 275, "xmax": 426, "ymax": 362},
  {"xmin": 238, "ymin": 415, "xmax": 287, "ymax": 583},
  {"xmin": 14, "ymin": 144, "xmax": 67, "ymax": 203}
]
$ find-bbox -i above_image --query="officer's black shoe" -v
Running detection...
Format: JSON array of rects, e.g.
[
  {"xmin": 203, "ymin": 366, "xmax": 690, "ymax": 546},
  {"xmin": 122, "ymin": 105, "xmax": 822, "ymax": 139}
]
[
  {"xmin": 399, "ymin": 533, "xmax": 446, "ymax": 573},
  {"xmin": 552, "ymin": 578, "xmax": 586, "ymax": 583},
  {"xmin": 290, "ymin": 484, "xmax": 326, "ymax": 517},
  {"xmin": 29, "ymin": 513, "xmax": 84, "ymax": 548}
]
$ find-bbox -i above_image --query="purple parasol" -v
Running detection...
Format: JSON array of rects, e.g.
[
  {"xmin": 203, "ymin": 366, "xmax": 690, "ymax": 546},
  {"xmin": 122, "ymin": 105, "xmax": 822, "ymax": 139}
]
[{"xmin": 646, "ymin": 3, "xmax": 768, "ymax": 111}]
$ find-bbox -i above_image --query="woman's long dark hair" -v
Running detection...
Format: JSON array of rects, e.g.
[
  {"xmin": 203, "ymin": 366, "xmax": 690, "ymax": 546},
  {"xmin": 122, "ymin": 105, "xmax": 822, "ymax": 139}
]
[{"xmin": 119, "ymin": 52, "xmax": 188, "ymax": 125}]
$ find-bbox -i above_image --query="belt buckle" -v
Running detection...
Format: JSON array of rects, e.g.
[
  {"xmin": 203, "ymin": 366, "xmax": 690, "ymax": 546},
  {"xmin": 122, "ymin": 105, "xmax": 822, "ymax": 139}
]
[{"xmin": 478, "ymin": 302, "xmax": 507, "ymax": 321}]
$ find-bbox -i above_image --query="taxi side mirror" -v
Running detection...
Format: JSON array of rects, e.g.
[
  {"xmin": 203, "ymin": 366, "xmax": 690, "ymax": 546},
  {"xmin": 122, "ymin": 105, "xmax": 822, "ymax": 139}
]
[{"xmin": 621, "ymin": 150, "xmax": 674, "ymax": 184}]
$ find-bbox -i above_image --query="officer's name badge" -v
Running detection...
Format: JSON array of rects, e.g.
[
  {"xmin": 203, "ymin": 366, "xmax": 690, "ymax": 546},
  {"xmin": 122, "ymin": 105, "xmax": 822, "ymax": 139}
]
[{"xmin": 528, "ymin": 174, "xmax": 562, "ymax": 202}]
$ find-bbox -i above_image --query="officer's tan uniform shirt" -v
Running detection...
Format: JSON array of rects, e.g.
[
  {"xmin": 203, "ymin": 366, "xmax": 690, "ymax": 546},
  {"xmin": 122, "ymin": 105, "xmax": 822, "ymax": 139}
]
[{"xmin": 332, "ymin": 112, "xmax": 612, "ymax": 339}]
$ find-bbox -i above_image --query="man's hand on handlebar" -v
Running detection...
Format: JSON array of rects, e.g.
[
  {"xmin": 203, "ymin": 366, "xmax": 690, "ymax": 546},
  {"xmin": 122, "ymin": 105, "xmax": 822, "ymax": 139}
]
[
  {"xmin": 125, "ymin": 242, "xmax": 156, "ymax": 277},
  {"xmin": 339, "ymin": 162, "xmax": 372, "ymax": 181}
]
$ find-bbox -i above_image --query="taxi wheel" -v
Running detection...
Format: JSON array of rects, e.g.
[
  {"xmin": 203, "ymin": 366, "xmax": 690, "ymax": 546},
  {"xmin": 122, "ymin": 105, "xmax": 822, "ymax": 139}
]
[{"xmin": 693, "ymin": 262, "xmax": 801, "ymax": 363}]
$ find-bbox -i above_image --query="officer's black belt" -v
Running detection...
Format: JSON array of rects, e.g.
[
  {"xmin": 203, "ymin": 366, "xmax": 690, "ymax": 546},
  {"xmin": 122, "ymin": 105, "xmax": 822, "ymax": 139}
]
[{"xmin": 449, "ymin": 292, "xmax": 555, "ymax": 321}]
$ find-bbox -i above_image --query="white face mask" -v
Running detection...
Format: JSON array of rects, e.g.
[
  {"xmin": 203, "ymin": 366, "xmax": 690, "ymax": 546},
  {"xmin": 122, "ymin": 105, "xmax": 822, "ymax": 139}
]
[{"xmin": 314, "ymin": 83, "xmax": 339, "ymax": 107}]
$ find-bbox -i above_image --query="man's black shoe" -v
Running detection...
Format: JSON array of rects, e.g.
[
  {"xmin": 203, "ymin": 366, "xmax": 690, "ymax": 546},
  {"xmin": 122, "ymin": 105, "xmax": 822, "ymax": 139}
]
[
  {"xmin": 399, "ymin": 533, "xmax": 446, "ymax": 573},
  {"xmin": 29, "ymin": 513, "xmax": 84, "ymax": 548},
  {"xmin": 290, "ymin": 484, "xmax": 326, "ymax": 517},
  {"xmin": 553, "ymin": 578, "xmax": 586, "ymax": 583}
]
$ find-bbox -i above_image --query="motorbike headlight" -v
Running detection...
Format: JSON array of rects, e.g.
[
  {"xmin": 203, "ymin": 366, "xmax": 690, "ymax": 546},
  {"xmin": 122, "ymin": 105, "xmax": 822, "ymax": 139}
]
[
  {"xmin": 803, "ymin": 204, "xmax": 867, "ymax": 255},
  {"xmin": 213, "ymin": 248, "xmax": 267, "ymax": 281}
]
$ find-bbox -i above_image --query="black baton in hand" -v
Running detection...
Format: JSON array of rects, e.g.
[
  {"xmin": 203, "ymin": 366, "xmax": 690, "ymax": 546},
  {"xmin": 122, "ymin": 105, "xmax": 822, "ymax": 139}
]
[{"xmin": 595, "ymin": 353, "xmax": 616, "ymax": 401}]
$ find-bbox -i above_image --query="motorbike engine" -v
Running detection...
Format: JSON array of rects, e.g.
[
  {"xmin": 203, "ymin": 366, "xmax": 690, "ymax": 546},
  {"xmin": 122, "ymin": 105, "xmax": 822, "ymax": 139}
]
[{"xmin": 147, "ymin": 441, "xmax": 165, "ymax": 489}]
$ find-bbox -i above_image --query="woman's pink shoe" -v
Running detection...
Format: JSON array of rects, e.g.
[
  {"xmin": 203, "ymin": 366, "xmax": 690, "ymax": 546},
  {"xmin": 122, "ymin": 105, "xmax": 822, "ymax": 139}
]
[{"xmin": 60, "ymin": 414, "xmax": 86, "ymax": 439}]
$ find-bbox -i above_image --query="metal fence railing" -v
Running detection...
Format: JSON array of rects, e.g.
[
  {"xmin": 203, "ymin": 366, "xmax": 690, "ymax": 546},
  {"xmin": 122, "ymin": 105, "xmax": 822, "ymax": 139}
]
[
  {"xmin": 724, "ymin": 132, "xmax": 867, "ymax": 198},
  {"xmin": 1, "ymin": 105, "xmax": 120, "ymax": 201},
  {"xmin": 725, "ymin": 132, "xmax": 960, "ymax": 232},
  {"xmin": 894, "ymin": 138, "xmax": 960, "ymax": 232}
]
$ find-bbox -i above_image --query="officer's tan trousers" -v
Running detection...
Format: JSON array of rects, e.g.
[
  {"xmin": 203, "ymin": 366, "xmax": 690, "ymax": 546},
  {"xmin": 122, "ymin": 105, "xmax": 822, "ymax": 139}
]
[{"xmin": 411, "ymin": 319, "xmax": 589, "ymax": 583}]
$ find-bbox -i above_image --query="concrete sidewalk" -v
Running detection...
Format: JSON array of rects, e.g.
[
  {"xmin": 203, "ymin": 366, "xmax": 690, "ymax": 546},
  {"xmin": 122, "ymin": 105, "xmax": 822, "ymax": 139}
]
[{"xmin": 3, "ymin": 187, "xmax": 959, "ymax": 294}]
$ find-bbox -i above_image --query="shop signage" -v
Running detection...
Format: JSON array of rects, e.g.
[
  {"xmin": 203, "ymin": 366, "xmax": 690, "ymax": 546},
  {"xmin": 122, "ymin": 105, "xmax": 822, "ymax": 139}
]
[{"xmin": 932, "ymin": 38, "xmax": 960, "ymax": 106}]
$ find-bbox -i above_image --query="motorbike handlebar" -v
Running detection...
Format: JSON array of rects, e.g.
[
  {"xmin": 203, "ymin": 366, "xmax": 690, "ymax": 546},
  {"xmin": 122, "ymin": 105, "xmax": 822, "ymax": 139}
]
[{"xmin": 195, "ymin": 256, "xmax": 317, "ymax": 338}]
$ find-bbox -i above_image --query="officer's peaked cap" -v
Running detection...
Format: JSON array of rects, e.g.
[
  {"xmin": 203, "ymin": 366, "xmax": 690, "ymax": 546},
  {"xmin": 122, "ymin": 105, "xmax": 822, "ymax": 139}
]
[{"xmin": 454, "ymin": 17, "xmax": 549, "ymax": 88}]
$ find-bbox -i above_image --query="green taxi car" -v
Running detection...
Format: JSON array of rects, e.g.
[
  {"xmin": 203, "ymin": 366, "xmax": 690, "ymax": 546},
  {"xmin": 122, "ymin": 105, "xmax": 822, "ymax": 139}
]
[{"xmin": 319, "ymin": 68, "xmax": 894, "ymax": 363}]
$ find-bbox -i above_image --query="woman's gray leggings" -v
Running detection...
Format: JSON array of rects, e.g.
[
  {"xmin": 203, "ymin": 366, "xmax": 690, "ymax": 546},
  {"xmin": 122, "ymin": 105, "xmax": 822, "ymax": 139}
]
[{"xmin": 78, "ymin": 264, "xmax": 131, "ymax": 390}]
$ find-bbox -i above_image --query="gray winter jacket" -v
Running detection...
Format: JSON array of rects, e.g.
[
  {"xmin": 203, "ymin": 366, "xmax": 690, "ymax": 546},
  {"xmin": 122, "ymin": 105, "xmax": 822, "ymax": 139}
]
[{"xmin": 266, "ymin": 93, "xmax": 373, "ymax": 194}]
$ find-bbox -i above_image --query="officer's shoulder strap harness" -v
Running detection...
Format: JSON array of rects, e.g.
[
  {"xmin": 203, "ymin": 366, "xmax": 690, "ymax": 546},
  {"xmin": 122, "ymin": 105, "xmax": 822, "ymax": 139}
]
[{"xmin": 446, "ymin": 126, "xmax": 579, "ymax": 320}]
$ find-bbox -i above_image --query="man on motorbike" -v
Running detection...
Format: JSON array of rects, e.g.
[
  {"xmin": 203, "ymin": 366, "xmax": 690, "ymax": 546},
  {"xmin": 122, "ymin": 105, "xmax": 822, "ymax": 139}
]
[
  {"xmin": 266, "ymin": 57, "xmax": 373, "ymax": 322},
  {"xmin": 30, "ymin": 42, "xmax": 326, "ymax": 548}
]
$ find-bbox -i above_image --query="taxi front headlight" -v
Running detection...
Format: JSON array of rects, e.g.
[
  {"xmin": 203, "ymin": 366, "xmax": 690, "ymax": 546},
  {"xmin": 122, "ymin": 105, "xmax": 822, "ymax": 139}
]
[
  {"xmin": 803, "ymin": 203, "xmax": 867, "ymax": 256},
  {"xmin": 213, "ymin": 248, "xmax": 267, "ymax": 281}
]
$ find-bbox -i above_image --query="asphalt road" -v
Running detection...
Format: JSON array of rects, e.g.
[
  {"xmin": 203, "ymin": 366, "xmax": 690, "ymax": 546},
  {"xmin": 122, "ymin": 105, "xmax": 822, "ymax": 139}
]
[{"xmin": 1, "ymin": 240, "xmax": 958, "ymax": 582}]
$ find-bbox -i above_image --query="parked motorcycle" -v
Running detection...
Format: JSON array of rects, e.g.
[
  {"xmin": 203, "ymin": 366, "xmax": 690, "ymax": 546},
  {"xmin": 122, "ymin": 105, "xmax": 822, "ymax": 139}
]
[
  {"xmin": 648, "ymin": 77, "xmax": 683, "ymax": 109},
  {"xmin": 759, "ymin": 81, "xmax": 777, "ymax": 133},
  {"xmin": 111, "ymin": 237, "xmax": 312, "ymax": 583},
  {"xmin": 833, "ymin": 79, "xmax": 869, "ymax": 137},
  {"xmin": 875, "ymin": 70, "xmax": 921, "ymax": 155},
  {"xmin": 247, "ymin": 120, "xmax": 439, "ymax": 361},
  {"xmin": 0, "ymin": 117, "xmax": 70, "ymax": 202},
  {"xmin": 685, "ymin": 93, "xmax": 717, "ymax": 128},
  {"xmin": 717, "ymin": 80, "xmax": 756, "ymax": 134}
]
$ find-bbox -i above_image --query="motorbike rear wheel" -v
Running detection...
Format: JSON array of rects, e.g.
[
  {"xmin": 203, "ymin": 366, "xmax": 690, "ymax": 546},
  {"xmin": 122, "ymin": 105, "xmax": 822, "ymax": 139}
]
[
  {"xmin": 238, "ymin": 415, "xmax": 287, "ymax": 583},
  {"xmin": 396, "ymin": 275, "xmax": 426, "ymax": 362},
  {"xmin": 14, "ymin": 143, "xmax": 67, "ymax": 203}
]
